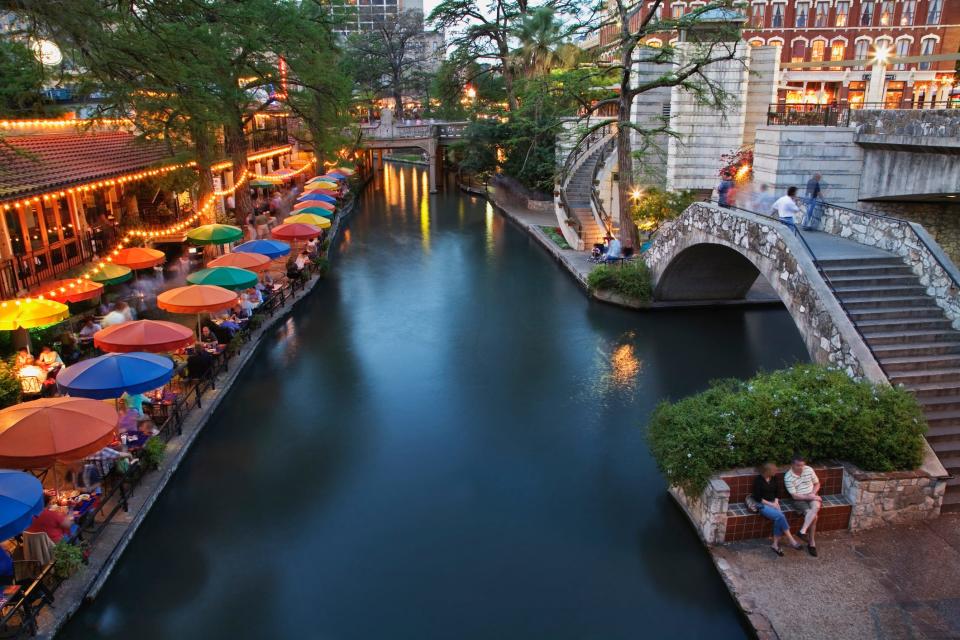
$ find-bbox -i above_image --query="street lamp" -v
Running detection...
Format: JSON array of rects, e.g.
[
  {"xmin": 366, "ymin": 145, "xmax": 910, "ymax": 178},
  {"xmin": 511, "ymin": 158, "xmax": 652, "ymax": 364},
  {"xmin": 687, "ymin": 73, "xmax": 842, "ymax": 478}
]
[{"xmin": 872, "ymin": 45, "xmax": 891, "ymax": 66}]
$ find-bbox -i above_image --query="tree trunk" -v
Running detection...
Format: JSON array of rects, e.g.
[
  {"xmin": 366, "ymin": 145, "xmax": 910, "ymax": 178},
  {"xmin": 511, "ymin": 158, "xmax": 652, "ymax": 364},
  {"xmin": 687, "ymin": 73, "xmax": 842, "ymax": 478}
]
[
  {"xmin": 617, "ymin": 54, "xmax": 639, "ymax": 249},
  {"xmin": 224, "ymin": 120, "xmax": 253, "ymax": 227},
  {"xmin": 193, "ymin": 124, "xmax": 216, "ymax": 223}
]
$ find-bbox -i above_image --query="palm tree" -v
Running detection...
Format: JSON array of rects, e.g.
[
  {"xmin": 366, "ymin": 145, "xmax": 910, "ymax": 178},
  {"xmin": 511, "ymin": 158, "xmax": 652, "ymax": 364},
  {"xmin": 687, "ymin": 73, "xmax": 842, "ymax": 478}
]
[{"xmin": 512, "ymin": 8, "xmax": 573, "ymax": 78}]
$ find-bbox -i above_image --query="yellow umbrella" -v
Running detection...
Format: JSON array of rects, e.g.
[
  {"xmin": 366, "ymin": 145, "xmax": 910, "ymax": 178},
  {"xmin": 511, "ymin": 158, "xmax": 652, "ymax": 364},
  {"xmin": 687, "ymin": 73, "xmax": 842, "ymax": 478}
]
[
  {"xmin": 0, "ymin": 298, "xmax": 69, "ymax": 331},
  {"xmin": 305, "ymin": 181, "xmax": 338, "ymax": 191},
  {"xmin": 285, "ymin": 213, "xmax": 332, "ymax": 228}
]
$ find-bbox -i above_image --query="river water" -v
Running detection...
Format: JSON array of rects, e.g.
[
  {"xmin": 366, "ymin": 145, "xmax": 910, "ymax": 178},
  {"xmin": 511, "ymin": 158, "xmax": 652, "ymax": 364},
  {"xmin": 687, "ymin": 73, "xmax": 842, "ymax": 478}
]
[{"xmin": 61, "ymin": 164, "xmax": 809, "ymax": 639}]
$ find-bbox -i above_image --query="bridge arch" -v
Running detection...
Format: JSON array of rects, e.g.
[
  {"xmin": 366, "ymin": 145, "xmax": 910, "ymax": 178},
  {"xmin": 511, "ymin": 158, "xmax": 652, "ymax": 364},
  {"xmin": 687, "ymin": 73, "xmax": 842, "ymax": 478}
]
[{"xmin": 645, "ymin": 203, "xmax": 885, "ymax": 380}]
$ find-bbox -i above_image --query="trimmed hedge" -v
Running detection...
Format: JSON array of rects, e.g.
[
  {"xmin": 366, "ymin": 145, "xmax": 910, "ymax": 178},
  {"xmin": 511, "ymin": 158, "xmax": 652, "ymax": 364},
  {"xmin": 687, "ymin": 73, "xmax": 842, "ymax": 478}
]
[
  {"xmin": 647, "ymin": 365, "xmax": 927, "ymax": 494},
  {"xmin": 586, "ymin": 261, "xmax": 652, "ymax": 303}
]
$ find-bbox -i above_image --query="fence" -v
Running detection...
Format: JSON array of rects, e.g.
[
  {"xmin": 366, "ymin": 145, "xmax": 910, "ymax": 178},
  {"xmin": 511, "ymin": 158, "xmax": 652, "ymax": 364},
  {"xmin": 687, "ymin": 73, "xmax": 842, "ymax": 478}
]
[{"xmin": 767, "ymin": 101, "xmax": 959, "ymax": 127}]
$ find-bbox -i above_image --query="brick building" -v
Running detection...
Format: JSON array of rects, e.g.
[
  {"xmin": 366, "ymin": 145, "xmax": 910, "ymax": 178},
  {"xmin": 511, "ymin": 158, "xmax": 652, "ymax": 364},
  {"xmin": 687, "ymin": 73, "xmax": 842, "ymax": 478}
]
[{"xmin": 597, "ymin": 0, "xmax": 959, "ymax": 108}]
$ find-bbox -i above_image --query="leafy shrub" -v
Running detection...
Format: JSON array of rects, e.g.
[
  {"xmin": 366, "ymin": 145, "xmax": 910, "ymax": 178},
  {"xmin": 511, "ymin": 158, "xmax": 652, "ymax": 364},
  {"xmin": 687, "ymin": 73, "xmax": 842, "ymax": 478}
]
[
  {"xmin": 52, "ymin": 541, "xmax": 85, "ymax": 579},
  {"xmin": 248, "ymin": 314, "xmax": 265, "ymax": 331},
  {"xmin": 142, "ymin": 437, "xmax": 166, "ymax": 469},
  {"xmin": 313, "ymin": 257, "xmax": 330, "ymax": 278},
  {"xmin": 631, "ymin": 187, "xmax": 698, "ymax": 235},
  {"xmin": 647, "ymin": 364, "xmax": 928, "ymax": 494},
  {"xmin": 586, "ymin": 261, "xmax": 652, "ymax": 302},
  {"xmin": 539, "ymin": 225, "xmax": 571, "ymax": 250},
  {"xmin": 0, "ymin": 363, "xmax": 21, "ymax": 409}
]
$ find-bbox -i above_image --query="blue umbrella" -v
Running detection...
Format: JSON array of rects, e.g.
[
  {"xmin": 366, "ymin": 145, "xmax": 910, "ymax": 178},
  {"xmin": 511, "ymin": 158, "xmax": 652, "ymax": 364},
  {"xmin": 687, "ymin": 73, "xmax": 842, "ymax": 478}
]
[
  {"xmin": 0, "ymin": 470, "xmax": 43, "ymax": 540},
  {"xmin": 57, "ymin": 352, "xmax": 174, "ymax": 400},
  {"xmin": 233, "ymin": 239, "xmax": 291, "ymax": 260},
  {"xmin": 298, "ymin": 192, "xmax": 337, "ymax": 204}
]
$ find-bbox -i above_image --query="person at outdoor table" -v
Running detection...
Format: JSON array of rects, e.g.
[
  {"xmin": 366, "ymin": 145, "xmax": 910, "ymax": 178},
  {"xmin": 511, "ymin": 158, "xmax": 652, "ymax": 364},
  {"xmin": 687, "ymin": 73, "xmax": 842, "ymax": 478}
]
[
  {"xmin": 26, "ymin": 494, "xmax": 73, "ymax": 543},
  {"xmin": 36, "ymin": 345, "xmax": 63, "ymax": 373},
  {"xmin": 187, "ymin": 347, "xmax": 214, "ymax": 380},
  {"xmin": 295, "ymin": 250, "xmax": 309, "ymax": 271},
  {"xmin": 753, "ymin": 463, "xmax": 802, "ymax": 556},
  {"xmin": 246, "ymin": 287, "xmax": 263, "ymax": 307},
  {"xmin": 0, "ymin": 540, "xmax": 14, "ymax": 586},
  {"xmin": 59, "ymin": 330, "xmax": 81, "ymax": 364},
  {"xmin": 101, "ymin": 304, "xmax": 126, "ymax": 328},
  {"xmin": 785, "ymin": 454, "xmax": 821, "ymax": 557},
  {"xmin": 604, "ymin": 237, "xmax": 622, "ymax": 263},
  {"xmin": 306, "ymin": 237, "xmax": 319, "ymax": 257},
  {"xmin": 255, "ymin": 212, "xmax": 270, "ymax": 239},
  {"xmin": 13, "ymin": 347, "xmax": 33, "ymax": 370},
  {"xmin": 86, "ymin": 445, "xmax": 133, "ymax": 478},
  {"xmin": 200, "ymin": 326, "xmax": 219, "ymax": 349},
  {"xmin": 78, "ymin": 317, "xmax": 101, "ymax": 341},
  {"xmin": 121, "ymin": 391, "xmax": 151, "ymax": 416},
  {"xmin": 239, "ymin": 294, "xmax": 255, "ymax": 318},
  {"xmin": 116, "ymin": 301, "xmax": 135, "ymax": 322}
]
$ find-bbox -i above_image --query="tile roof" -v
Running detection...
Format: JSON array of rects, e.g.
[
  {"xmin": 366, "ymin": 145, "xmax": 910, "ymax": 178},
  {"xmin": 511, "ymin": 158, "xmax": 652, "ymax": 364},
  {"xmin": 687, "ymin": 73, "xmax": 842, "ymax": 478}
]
[{"xmin": 0, "ymin": 130, "xmax": 176, "ymax": 202}]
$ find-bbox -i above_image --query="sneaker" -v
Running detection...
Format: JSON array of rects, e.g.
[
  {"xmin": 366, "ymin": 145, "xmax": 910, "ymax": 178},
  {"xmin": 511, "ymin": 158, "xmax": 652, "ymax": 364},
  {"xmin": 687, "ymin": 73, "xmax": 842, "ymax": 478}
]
[{"xmin": 808, "ymin": 545, "xmax": 818, "ymax": 557}]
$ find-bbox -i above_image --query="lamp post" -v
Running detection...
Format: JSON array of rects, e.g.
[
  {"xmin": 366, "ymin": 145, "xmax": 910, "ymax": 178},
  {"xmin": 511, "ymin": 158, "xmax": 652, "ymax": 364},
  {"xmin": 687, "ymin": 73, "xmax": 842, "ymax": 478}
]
[{"xmin": 866, "ymin": 45, "xmax": 891, "ymax": 106}]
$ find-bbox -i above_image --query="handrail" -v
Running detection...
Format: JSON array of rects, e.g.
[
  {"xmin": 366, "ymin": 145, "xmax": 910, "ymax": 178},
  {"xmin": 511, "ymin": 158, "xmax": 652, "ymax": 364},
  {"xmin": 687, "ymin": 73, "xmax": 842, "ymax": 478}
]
[
  {"xmin": 559, "ymin": 119, "xmax": 616, "ymax": 190},
  {"xmin": 710, "ymin": 199, "xmax": 891, "ymax": 379},
  {"xmin": 589, "ymin": 135, "xmax": 617, "ymax": 236}
]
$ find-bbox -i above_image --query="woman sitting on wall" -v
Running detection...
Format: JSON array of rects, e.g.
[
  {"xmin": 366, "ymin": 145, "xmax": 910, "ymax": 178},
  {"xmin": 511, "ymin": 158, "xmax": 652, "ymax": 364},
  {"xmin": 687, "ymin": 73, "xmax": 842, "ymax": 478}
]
[{"xmin": 750, "ymin": 463, "xmax": 803, "ymax": 557}]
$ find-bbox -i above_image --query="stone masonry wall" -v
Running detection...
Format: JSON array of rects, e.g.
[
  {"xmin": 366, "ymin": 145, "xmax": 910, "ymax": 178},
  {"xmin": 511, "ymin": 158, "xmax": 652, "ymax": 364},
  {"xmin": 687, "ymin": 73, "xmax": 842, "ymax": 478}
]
[
  {"xmin": 669, "ymin": 479, "xmax": 730, "ymax": 545},
  {"xmin": 818, "ymin": 203, "xmax": 960, "ymax": 330},
  {"xmin": 842, "ymin": 463, "xmax": 947, "ymax": 530},
  {"xmin": 646, "ymin": 202, "xmax": 883, "ymax": 379},
  {"xmin": 858, "ymin": 201, "xmax": 960, "ymax": 266}
]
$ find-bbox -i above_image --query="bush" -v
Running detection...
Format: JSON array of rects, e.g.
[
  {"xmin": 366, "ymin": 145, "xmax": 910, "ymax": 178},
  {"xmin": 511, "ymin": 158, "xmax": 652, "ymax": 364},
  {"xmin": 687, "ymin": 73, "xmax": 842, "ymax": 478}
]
[
  {"xmin": 142, "ymin": 437, "xmax": 166, "ymax": 469},
  {"xmin": 539, "ymin": 225, "xmax": 571, "ymax": 250},
  {"xmin": 586, "ymin": 261, "xmax": 652, "ymax": 302},
  {"xmin": 647, "ymin": 364, "xmax": 928, "ymax": 494},
  {"xmin": 631, "ymin": 187, "xmax": 698, "ymax": 235},
  {"xmin": 52, "ymin": 541, "xmax": 85, "ymax": 579},
  {"xmin": 0, "ymin": 363, "xmax": 21, "ymax": 410},
  {"xmin": 312, "ymin": 257, "xmax": 330, "ymax": 278}
]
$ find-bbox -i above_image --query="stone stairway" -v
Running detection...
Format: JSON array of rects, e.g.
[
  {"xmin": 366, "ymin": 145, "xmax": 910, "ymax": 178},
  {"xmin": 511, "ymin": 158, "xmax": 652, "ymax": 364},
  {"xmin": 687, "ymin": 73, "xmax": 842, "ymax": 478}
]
[
  {"xmin": 563, "ymin": 149, "xmax": 607, "ymax": 248},
  {"xmin": 819, "ymin": 252, "xmax": 960, "ymax": 512}
]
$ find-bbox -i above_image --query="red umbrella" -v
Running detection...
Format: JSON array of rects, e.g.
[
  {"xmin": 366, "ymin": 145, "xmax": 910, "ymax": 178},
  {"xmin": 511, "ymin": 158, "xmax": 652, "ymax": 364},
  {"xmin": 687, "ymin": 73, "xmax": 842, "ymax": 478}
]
[
  {"xmin": 94, "ymin": 320, "xmax": 196, "ymax": 353},
  {"xmin": 271, "ymin": 223, "xmax": 322, "ymax": 241},
  {"xmin": 29, "ymin": 279, "xmax": 104, "ymax": 304},
  {"xmin": 112, "ymin": 247, "xmax": 166, "ymax": 270},
  {"xmin": 0, "ymin": 397, "xmax": 118, "ymax": 468}
]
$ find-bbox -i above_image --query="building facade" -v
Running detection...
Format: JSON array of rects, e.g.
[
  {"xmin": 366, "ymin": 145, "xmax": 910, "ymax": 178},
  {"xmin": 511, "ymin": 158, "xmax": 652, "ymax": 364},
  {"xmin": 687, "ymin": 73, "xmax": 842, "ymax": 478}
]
[{"xmin": 330, "ymin": 0, "xmax": 423, "ymax": 33}]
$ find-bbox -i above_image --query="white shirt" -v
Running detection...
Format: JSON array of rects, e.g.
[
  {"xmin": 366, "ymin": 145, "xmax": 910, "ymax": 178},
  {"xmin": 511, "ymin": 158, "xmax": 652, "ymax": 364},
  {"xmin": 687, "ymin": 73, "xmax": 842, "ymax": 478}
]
[
  {"xmin": 772, "ymin": 195, "xmax": 800, "ymax": 220},
  {"xmin": 785, "ymin": 466, "xmax": 819, "ymax": 497},
  {"xmin": 101, "ymin": 311, "xmax": 126, "ymax": 327}
]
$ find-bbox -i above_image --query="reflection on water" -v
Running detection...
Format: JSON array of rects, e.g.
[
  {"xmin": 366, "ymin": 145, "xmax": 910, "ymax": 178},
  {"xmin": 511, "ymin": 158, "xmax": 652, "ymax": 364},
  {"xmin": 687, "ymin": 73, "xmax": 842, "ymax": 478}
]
[
  {"xmin": 420, "ymin": 171, "xmax": 430, "ymax": 252},
  {"xmin": 62, "ymin": 163, "xmax": 808, "ymax": 640}
]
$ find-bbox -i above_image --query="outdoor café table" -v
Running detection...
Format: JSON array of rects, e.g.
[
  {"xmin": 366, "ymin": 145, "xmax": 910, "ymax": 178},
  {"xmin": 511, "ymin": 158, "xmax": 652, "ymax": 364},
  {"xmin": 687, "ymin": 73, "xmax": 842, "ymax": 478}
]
[{"xmin": 0, "ymin": 585, "xmax": 20, "ymax": 611}]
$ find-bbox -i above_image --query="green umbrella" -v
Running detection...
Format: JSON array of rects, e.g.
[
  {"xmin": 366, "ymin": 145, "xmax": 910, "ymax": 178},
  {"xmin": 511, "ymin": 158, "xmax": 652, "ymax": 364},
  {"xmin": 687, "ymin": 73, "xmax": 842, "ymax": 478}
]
[
  {"xmin": 186, "ymin": 224, "xmax": 244, "ymax": 246},
  {"xmin": 249, "ymin": 179, "xmax": 275, "ymax": 188},
  {"xmin": 186, "ymin": 266, "xmax": 258, "ymax": 291},
  {"xmin": 90, "ymin": 264, "xmax": 133, "ymax": 286},
  {"xmin": 296, "ymin": 206, "xmax": 335, "ymax": 218}
]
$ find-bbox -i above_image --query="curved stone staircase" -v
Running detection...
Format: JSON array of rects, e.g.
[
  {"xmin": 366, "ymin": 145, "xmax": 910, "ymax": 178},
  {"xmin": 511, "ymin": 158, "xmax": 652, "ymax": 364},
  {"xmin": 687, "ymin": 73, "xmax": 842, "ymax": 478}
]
[{"xmin": 563, "ymin": 148, "xmax": 608, "ymax": 248}]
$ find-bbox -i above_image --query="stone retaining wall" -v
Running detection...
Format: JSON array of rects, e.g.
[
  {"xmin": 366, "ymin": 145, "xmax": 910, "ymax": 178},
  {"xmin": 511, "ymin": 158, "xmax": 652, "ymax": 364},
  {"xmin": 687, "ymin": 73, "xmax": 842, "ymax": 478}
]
[
  {"xmin": 669, "ymin": 479, "xmax": 730, "ymax": 545},
  {"xmin": 842, "ymin": 463, "xmax": 947, "ymax": 529}
]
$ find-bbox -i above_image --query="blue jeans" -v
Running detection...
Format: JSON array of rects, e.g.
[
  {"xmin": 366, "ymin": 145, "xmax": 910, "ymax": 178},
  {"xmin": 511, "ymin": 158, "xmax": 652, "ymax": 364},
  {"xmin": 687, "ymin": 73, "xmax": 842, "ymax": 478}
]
[
  {"xmin": 759, "ymin": 504, "xmax": 790, "ymax": 537},
  {"xmin": 803, "ymin": 199, "xmax": 822, "ymax": 230}
]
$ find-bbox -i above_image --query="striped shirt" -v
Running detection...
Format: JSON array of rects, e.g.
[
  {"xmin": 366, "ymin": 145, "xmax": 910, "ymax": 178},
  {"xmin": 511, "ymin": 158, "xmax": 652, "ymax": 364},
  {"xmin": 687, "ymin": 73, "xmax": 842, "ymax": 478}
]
[{"xmin": 784, "ymin": 466, "xmax": 819, "ymax": 497}]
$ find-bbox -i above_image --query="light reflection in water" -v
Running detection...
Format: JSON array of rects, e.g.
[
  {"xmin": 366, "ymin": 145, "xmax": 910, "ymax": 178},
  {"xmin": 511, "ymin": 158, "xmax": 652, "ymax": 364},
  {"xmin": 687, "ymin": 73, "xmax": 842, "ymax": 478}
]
[
  {"xmin": 586, "ymin": 332, "xmax": 643, "ymax": 403},
  {"xmin": 268, "ymin": 317, "xmax": 300, "ymax": 367},
  {"xmin": 398, "ymin": 166, "xmax": 406, "ymax": 205},
  {"xmin": 485, "ymin": 201, "xmax": 495, "ymax": 255},
  {"xmin": 420, "ymin": 172, "xmax": 430, "ymax": 252}
]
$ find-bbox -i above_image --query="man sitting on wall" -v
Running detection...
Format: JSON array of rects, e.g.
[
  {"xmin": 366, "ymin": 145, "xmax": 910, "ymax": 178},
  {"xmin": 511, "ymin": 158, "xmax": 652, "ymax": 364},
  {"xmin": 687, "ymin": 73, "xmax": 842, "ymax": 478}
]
[{"xmin": 784, "ymin": 454, "xmax": 821, "ymax": 557}]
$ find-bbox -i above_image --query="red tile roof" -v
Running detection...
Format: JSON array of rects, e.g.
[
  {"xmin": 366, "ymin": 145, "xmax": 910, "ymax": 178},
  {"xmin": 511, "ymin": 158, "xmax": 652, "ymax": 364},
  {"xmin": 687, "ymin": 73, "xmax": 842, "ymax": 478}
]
[{"xmin": 0, "ymin": 130, "xmax": 176, "ymax": 202}]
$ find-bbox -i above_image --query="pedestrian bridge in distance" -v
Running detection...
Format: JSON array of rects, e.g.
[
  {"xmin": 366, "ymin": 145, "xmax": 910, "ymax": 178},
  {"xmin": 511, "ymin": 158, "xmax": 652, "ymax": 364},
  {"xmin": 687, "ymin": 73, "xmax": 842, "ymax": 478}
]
[
  {"xmin": 352, "ymin": 114, "xmax": 468, "ymax": 193},
  {"xmin": 646, "ymin": 201, "xmax": 960, "ymax": 508}
]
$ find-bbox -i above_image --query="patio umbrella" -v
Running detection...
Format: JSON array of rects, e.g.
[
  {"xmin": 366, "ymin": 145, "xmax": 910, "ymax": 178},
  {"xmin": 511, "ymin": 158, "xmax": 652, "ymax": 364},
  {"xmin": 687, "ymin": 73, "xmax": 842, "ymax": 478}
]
[
  {"xmin": 187, "ymin": 266, "xmax": 258, "ymax": 291},
  {"xmin": 249, "ymin": 179, "xmax": 275, "ymax": 188},
  {"xmin": 0, "ymin": 397, "xmax": 118, "ymax": 468},
  {"xmin": 208, "ymin": 252, "xmax": 271, "ymax": 273},
  {"xmin": 186, "ymin": 224, "xmax": 244, "ymax": 246},
  {"xmin": 29, "ymin": 279, "xmax": 103, "ymax": 304},
  {"xmin": 233, "ymin": 239, "xmax": 291, "ymax": 260},
  {"xmin": 157, "ymin": 285, "xmax": 238, "ymax": 314},
  {"xmin": 336, "ymin": 167, "xmax": 355, "ymax": 175},
  {"xmin": 94, "ymin": 320, "xmax": 195, "ymax": 354},
  {"xmin": 0, "ymin": 298, "xmax": 69, "ymax": 331},
  {"xmin": 271, "ymin": 223, "xmax": 323, "ymax": 241},
  {"xmin": 0, "ymin": 470, "xmax": 43, "ymax": 540},
  {"xmin": 317, "ymin": 173, "xmax": 346, "ymax": 181},
  {"xmin": 112, "ymin": 247, "xmax": 166, "ymax": 270},
  {"xmin": 297, "ymin": 192, "xmax": 337, "ymax": 203},
  {"xmin": 305, "ymin": 181, "xmax": 337, "ymax": 191},
  {"xmin": 297, "ymin": 203, "xmax": 335, "ymax": 214},
  {"xmin": 90, "ymin": 264, "xmax": 133, "ymax": 286},
  {"xmin": 57, "ymin": 352, "xmax": 175, "ymax": 400},
  {"xmin": 285, "ymin": 213, "xmax": 332, "ymax": 228}
]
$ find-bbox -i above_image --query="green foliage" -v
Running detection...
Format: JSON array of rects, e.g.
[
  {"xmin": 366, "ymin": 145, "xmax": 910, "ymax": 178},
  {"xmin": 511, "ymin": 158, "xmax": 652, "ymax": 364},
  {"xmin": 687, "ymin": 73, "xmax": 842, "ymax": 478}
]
[
  {"xmin": 248, "ymin": 314, "xmax": 266, "ymax": 331},
  {"xmin": 648, "ymin": 365, "xmax": 928, "ymax": 494},
  {"xmin": 0, "ymin": 40, "xmax": 54, "ymax": 118},
  {"xmin": 52, "ymin": 541, "xmax": 85, "ymax": 580},
  {"xmin": 142, "ymin": 437, "xmax": 166, "ymax": 470},
  {"xmin": 312, "ymin": 256, "xmax": 330, "ymax": 278},
  {"xmin": 586, "ymin": 261, "xmax": 652, "ymax": 302},
  {"xmin": 631, "ymin": 188, "xmax": 698, "ymax": 235},
  {"xmin": 539, "ymin": 225, "xmax": 570, "ymax": 249},
  {"xmin": 0, "ymin": 363, "xmax": 22, "ymax": 410},
  {"xmin": 226, "ymin": 334, "xmax": 244, "ymax": 357}
]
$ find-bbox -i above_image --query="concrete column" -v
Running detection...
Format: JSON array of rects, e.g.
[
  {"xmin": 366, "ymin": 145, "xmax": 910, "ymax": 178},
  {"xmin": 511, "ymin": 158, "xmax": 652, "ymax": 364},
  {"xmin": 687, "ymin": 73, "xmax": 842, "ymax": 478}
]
[
  {"xmin": 428, "ymin": 152, "xmax": 438, "ymax": 193},
  {"xmin": 902, "ymin": 84, "xmax": 914, "ymax": 109},
  {"xmin": 866, "ymin": 62, "xmax": 887, "ymax": 104},
  {"xmin": 838, "ymin": 84, "xmax": 850, "ymax": 104}
]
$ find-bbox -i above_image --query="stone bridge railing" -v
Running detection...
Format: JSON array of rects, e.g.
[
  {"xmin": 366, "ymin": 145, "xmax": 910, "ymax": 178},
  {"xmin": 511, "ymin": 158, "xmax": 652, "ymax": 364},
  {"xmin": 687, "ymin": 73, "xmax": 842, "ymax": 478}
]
[
  {"xmin": 645, "ymin": 202, "xmax": 885, "ymax": 381},
  {"xmin": 812, "ymin": 198, "xmax": 960, "ymax": 330},
  {"xmin": 355, "ymin": 121, "xmax": 469, "ymax": 142},
  {"xmin": 849, "ymin": 108, "xmax": 960, "ymax": 138}
]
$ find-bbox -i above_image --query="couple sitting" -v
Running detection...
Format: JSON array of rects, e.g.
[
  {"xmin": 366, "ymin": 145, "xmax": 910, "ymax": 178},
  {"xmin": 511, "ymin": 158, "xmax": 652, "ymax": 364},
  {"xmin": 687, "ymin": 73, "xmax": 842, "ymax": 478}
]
[{"xmin": 751, "ymin": 455, "xmax": 821, "ymax": 558}]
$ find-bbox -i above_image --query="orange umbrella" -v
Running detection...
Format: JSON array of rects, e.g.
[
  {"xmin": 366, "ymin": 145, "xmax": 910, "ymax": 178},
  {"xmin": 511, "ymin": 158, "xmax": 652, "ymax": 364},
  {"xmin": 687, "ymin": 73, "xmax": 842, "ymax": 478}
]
[
  {"xmin": 94, "ymin": 320, "xmax": 195, "ymax": 353},
  {"xmin": 0, "ymin": 397, "xmax": 118, "ymax": 468},
  {"xmin": 208, "ymin": 252, "xmax": 271, "ymax": 273},
  {"xmin": 112, "ymin": 247, "xmax": 166, "ymax": 270},
  {"xmin": 157, "ymin": 285, "xmax": 238, "ymax": 314},
  {"xmin": 294, "ymin": 200, "xmax": 335, "ymax": 212},
  {"xmin": 271, "ymin": 223, "xmax": 323, "ymax": 241},
  {"xmin": 30, "ymin": 279, "xmax": 104, "ymax": 304}
]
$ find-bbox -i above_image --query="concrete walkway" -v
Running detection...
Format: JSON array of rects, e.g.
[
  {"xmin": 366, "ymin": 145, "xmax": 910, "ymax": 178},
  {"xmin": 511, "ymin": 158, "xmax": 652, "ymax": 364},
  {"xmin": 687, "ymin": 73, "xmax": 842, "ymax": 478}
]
[{"xmin": 711, "ymin": 515, "xmax": 960, "ymax": 640}]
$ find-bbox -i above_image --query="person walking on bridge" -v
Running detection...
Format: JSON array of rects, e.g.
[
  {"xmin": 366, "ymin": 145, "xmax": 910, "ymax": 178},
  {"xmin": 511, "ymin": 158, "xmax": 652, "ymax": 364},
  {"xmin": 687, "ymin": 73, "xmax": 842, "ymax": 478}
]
[
  {"xmin": 802, "ymin": 173, "xmax": 824, "ymax": 231},
  {"xmin": 772, "ymin": 186, "xmax": 802, "ymax": 233}
]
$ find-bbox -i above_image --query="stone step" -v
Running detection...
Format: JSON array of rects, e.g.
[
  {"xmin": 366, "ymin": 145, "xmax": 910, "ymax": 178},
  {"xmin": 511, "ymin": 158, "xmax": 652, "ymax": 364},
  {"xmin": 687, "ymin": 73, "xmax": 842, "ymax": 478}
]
[
  {"xmin": 858, "ymin": 318, "xmax": 954, "ymax": 332},
  {"xmin": 936, "ymin": 453, "xmax": 960, "ymax": 474},
  {"xmin": 835, "ymin": 285, "xmax": 929, "ymax": 299},
  {"xmin": 820, "ymin": 264, "xmax": 916, "ymax": 278},
  {"xmin": 842, "ymin": 296, "xmax": 939, "ymax": 311},
  {"xmin": 924, "ymin": 421, "xmax": 960, "ymax": 441},
  {"xmin": 873, "ymin": 341, "xmax": 960, "ymax": 358},
  {"xmin": 906, "ymin": 382, "xmax": 960, "ymax": 399},
  {"xmin": 942, "ymin": 492, "xmax": 960, "ymax": 513},
  {"xmin": 828, "ymin": 274, "xmax": 922, "ymax": 288},
  {"xmin": 863, "ymin": 330, "xmax": 960, "ymax": 346},
  {"xmin": 818, "ymin": 257, "xmax": 903, "ymax": 269},
  {"xmin": 849, "ymin": 307, "xmax": 946, "ymax": 322},
  {"xmin": 918, "ymin": 394, "xmax": 960, "ymax": 412},
  {"xmin": 880, "ymin": 354, "xmax": 960, "ymax": 372},
  {"xmin": 889, "ymin": 367, "xmax": 960, "ymax": 386},
  {"xmin": 931, "ymin": 436, "xmax": 960, "ymax": 454}
]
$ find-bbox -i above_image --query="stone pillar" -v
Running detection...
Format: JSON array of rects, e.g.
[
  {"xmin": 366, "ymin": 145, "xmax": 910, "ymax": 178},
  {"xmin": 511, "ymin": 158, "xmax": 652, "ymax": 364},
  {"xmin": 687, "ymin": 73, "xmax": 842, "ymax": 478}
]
[
  {"xmin": 902, "ymin": 83, "xmax": 914, "ymax": 109},
  {"xmin": 838, "ymin": 83, "xmax": 850, "ymax": 104},
  {"xmin": 866, "ymin": 61, "xmax": 887, "ymax": 104},
  {"xmin": 428, "ymin": 152, "xmax": 438, "ymax": 193}
]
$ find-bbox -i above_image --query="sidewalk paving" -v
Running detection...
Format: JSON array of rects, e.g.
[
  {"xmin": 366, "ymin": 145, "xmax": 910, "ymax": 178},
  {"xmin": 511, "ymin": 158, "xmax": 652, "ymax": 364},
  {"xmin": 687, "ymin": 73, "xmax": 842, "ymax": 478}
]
[{"xmin": 711, "ymin": 514, "xmax": 960, "ymax": 640}]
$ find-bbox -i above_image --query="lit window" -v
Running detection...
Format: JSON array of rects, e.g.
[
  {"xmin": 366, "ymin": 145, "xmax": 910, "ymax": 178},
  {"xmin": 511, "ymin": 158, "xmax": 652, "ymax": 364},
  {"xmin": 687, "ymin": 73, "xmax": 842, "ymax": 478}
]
[
  {"xmin": 900, "ymin": 0, "xmax": 916, "ymax": 25},
  {"xmin": 927, "ymin": 0, "xmax": 942, "ymax": 24},
  {"xmin": 918, "ymin": 38, "xmax": 936, "ymax": 70},
  {"xmin": 750, "ymin": 38, "xmax": 764, "ymax": 47},
  {"xmin": 811, "ymin": 40, "xmax": 826, "ymax": 69},
  {"xmin": 830, "ymin": 42, "xmax": 846, "ymax": 70},
  {"xmin": 796, "ymin": 2, "xmax": 810, "ymax": 27},
  {"xmin": 835, "ymin": 1, "xmax": 849, "ymax": 26},
  {"xmin": 791, "ymin": 40, "xmax": 806, "ymax": 63},
  {"xmin": 860, "ymin": 1, "xmax": 874, "ymax": 25},
  {"xmin": 751, "ymin": 3, "xmax": 765, "ymax": 28},
  {"xmin": 879, "ymin": 1, "xmax": 894, "ymax": 25},
  {"xmin": 814, "ymin": 1, "xmax": 829, "ymax": 27}
]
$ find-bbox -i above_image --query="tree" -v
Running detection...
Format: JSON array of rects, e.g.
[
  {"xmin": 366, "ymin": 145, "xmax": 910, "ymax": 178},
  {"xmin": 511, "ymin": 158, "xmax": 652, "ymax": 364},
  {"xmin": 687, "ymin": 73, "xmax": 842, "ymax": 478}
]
[
  {"xmin": 0, "ymin": 40, "xmax": 51, "ymax": 118},
  {"xmin": 343, "ymin": 11, "xmax": 434, "ymax": 115}
]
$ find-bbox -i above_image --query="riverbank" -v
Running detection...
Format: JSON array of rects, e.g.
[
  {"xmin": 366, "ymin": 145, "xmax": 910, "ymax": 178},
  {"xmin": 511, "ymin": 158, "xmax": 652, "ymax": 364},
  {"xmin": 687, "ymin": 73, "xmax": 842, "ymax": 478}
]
[
  {"xmin": 34, "ymin": 180, "xmax": 365, "ymax": 638},
  {"xmin": 470, "ymin": 180, "xmax": 781, "ymax": 309}
]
